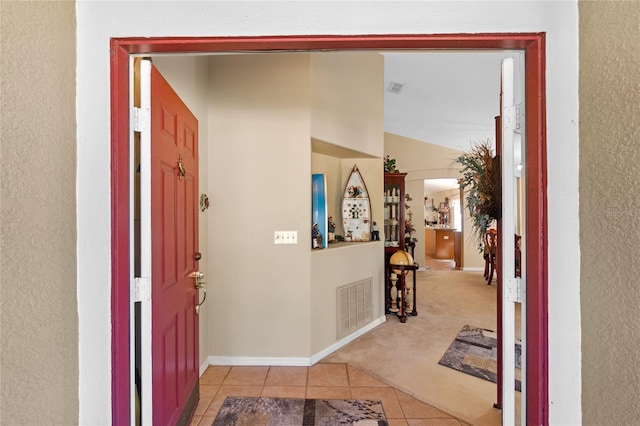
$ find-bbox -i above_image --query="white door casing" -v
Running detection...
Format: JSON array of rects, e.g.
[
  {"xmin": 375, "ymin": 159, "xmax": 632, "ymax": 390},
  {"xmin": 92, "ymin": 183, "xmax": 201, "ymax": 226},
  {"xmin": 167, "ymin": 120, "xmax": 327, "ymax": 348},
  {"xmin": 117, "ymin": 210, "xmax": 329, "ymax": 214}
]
[{"xmin": 501, "ymin": 56, "xmax": 526, "ymax": 425}]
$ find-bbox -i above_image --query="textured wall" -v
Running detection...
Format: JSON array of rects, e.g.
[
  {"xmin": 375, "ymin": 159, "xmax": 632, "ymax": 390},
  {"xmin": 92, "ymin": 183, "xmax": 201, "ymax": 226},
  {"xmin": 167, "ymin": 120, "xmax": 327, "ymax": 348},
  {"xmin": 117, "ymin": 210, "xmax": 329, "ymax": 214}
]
[
  {"xmin": 0, "ymin": 2, "xmax": 78, "ymax": 424},
  {"xmin": 77, "ymin": 2, "xmax": 580, "ymax": 422},
  {"xmin": 580, "ymin": 1, "xmax": 640, "ymax": 424}
]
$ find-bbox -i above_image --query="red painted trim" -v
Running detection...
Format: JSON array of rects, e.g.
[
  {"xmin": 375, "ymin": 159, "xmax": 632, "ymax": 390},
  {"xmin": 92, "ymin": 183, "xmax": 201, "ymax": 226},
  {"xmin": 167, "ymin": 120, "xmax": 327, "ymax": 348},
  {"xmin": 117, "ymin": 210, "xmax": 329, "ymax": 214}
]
[
  {"xmin": 110, "ymin": 40, "xmax": 131, "ymax": 423},
  {"xmin": 112, "ymin": 33, "xmax": 545, "ymax": 54},
  {"xmin": 110, "ymin": 34, "xmax": 548, "ymax": 426},
  {"xmin": 524, "ymin": 34, "xmax": 549, "ymax": 426}
]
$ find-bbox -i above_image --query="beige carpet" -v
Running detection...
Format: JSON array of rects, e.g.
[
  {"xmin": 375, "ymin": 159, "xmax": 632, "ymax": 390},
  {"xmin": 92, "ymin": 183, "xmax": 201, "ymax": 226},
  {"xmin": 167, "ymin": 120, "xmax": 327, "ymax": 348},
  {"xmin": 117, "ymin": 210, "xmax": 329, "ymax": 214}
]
[{"xmin": 323, "ymin": 266, "xmax": 522, "ymax": 426}]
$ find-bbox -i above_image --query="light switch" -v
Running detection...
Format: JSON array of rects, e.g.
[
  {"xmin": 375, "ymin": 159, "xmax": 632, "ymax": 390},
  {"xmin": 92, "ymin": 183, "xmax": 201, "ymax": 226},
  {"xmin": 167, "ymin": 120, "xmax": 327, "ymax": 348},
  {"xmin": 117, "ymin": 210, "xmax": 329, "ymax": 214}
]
[{"xmin": 274, "ymin": 231, "xmax": 298, "ymax": 244}]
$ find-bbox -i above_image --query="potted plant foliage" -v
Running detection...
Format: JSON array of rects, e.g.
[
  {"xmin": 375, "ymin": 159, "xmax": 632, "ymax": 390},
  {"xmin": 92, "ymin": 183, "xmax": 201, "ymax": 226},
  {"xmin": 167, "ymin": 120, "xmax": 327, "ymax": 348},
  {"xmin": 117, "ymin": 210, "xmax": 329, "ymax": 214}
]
[
  {"xmin": 384, "ymin": 155, "xmax": 397, "ymax": 173},
  {"xmin": 455, "ymin": 139, "xmax": 501, "ymax": 252}
]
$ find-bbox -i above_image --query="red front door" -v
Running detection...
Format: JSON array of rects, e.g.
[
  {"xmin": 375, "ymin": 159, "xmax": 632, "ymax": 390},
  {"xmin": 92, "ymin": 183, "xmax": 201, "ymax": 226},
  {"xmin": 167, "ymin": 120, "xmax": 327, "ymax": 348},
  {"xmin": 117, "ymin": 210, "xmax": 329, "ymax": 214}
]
[{"xmin": 150, "ymin": 64, "xmax": 200, "ymax": 425}]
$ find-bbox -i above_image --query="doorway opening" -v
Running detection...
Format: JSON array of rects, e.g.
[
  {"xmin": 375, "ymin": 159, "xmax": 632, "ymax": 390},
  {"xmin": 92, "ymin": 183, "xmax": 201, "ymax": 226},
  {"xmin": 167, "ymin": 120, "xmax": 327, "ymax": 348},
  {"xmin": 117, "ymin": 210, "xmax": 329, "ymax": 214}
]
[{"xmin": 111, "ymin": 34, "xmax": 547, "ymax": 425}]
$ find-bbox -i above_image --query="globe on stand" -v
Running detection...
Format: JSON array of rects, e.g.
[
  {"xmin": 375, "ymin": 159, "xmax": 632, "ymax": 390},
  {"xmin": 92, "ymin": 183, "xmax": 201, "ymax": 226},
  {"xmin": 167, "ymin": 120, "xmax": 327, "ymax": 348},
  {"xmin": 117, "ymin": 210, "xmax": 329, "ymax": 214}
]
[{"xmin": 390, "ymin": 250, "xmax": 414, "ymax": 275}]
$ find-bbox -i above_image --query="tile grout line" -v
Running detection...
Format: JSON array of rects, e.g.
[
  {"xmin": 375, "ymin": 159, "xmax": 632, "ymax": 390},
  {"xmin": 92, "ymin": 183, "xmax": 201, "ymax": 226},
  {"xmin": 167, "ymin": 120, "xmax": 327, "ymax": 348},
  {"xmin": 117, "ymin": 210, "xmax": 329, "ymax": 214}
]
[{"xmin": 194, "ymin": 363, "xmax": 468, "ymax": 424}]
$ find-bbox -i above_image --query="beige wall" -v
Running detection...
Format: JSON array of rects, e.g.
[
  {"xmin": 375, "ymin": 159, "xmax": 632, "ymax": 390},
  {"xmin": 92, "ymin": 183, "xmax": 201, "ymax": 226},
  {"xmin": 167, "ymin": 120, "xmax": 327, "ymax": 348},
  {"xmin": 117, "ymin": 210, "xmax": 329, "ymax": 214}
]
[
  {"xmin": 580, "ymin": 1, "xmax": 640, "ymax": 423},
  {"xmin": 205, "ymin": 52, "xmax": 386, "ymax": 359},
  {"xmin": 311, "ymin": 51, "xmax": 384, "ymax": 244},
  {"xmin": 310, "ymin": 158, "xmax": 384, "ymax": 354},
  {"xmin": 385, "ymin": 133, "xmax": 484, "ymax": 268},
  {"xmin": 311, "ymin": 53, "xmax": 384, "ymax": 157},
  {"xmin": 308, "ymin": 53, "xmax": 385, "ymax": 352},
  {"xmin": 0, "ymin": 2, "xmax": 78, "ymax": 424},
  {"xmin": 206, "ymin": 53, "xmax": 314, "ymax": 357},
  {"xmin": 154, "ymin": 52, "xmax": 386, "ymax": 361},
  {"xmin": 385, "ymin": 132, "xmax": 462, "ymax": 181}
]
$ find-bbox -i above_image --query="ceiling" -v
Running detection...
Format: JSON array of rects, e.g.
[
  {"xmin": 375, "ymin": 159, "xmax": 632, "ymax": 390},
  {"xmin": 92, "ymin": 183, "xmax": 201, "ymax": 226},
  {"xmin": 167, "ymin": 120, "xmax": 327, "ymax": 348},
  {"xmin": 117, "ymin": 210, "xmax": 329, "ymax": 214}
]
[{"xmin": 380, "ymin": 50, "xmax": 521, "ymax": 193}]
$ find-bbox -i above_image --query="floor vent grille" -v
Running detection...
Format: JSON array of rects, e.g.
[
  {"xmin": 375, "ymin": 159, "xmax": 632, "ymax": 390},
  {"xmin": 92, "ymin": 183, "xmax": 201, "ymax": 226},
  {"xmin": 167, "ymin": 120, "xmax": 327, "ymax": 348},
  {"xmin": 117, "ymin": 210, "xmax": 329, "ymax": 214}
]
[{"xmin": 337, "ymin": 278, "xmax": 373, "ymax": 339}]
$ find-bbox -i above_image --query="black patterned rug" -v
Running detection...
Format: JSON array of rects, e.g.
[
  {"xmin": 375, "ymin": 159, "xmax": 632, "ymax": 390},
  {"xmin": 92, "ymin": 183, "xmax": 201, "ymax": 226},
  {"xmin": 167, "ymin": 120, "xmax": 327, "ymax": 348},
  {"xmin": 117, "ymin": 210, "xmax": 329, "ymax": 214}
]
[
  {"xmin": 213, "ymin": 396, "xmax": 388, "ymax": 425},
  {"xmin": 438, "ymin": 324, "xmax": 522, "ymax": 391}
]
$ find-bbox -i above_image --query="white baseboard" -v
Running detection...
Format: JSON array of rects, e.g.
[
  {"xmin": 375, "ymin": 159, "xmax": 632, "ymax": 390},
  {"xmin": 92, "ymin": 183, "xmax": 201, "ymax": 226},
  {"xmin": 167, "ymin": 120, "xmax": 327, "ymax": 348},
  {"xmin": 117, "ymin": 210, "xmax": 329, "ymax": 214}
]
[
  {"xmin": 206, "ymin": 355, "xmax": 312, "ymax": 367},
  {"xmin": 199, "ymin": 359, "xmax": 211, "ymax": 376},
  {"xmin": 199, "ymin": 315, "xmax": 386, "ymax": 372},
  {"xmin": 310, "ymin": 315, "xmax": 386, "ymax": 365},
  {"xmin": 462, "ymin": 267, "xmax": 484, "ymax": 272}
]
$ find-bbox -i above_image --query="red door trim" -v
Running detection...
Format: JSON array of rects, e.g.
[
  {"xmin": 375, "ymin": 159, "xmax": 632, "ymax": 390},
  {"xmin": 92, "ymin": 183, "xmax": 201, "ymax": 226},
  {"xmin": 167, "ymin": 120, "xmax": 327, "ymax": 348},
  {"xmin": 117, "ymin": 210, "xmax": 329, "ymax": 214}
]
[
  {"xmin": 110, "ymin": 34, "xmax": 547, "ymax": 425},
  {"xmin": 524, "ymin": 33, "xmax": 548, "ymax": 423},
  {"xmin": 110, "ymin": 39, "xmax": 132, "ymax": 426}
]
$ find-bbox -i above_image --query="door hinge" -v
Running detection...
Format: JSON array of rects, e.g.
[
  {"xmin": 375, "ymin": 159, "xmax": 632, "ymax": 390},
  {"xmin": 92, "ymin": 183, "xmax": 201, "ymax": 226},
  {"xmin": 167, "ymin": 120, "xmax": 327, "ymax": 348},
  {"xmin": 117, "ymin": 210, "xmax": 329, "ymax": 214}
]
[
  {"xmin": 503, "ymin": 105, "xmax": 517, "ymax": 131},
  {"xmin": 133, "ymin": 107, "xmax": 150, "ymax": 133},
  {"xmin": 134, "ymin": 277, "xmax": 150, "ymax": 302},
  {"xmin": 504, "ymin": 277, "xmax": 523, "ymax": 303},
  {"xmin": 503, "ymin": 103, "xmax": 524, "ymax": 132}
]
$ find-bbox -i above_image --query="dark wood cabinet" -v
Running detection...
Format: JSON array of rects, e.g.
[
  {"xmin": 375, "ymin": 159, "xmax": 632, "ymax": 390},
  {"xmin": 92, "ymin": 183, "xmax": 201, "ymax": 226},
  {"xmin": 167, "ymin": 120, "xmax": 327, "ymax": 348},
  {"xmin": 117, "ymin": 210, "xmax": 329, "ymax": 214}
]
[
  {"xmin": 384, "ymin": 172, "xmax": 412, "ymax": 318},
  {"xmin": 383, "ymin": 172, "xmax": 407, "ymax": 253}
]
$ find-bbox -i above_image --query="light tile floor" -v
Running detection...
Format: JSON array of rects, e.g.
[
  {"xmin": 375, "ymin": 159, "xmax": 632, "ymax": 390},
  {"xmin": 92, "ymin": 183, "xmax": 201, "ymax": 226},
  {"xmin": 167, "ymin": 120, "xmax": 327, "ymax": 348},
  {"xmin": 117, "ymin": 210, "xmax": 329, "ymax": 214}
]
[{"xmin": 190, "ymin": 363, "xmax": 471, "ymax": 425}]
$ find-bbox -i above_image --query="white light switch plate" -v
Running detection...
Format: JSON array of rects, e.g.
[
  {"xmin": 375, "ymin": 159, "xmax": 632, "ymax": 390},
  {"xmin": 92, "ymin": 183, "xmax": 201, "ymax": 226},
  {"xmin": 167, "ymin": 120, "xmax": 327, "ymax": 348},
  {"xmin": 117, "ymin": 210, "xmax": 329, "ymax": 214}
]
[{"xmin": 274, "ymin": 231, "xmax": 298, "ymax": 244}]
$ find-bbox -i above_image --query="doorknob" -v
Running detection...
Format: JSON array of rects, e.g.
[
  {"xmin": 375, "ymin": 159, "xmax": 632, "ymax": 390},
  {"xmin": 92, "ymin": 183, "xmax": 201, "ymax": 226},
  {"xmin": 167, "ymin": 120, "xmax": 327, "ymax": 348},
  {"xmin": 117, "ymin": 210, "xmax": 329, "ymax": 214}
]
[
  {"xmin": 189, "ymin": 271, "xmax": 204, "ymax": 281},
  {"xmin": 189, "ymin": 271, "xmax": 207, "ymax": 315}
]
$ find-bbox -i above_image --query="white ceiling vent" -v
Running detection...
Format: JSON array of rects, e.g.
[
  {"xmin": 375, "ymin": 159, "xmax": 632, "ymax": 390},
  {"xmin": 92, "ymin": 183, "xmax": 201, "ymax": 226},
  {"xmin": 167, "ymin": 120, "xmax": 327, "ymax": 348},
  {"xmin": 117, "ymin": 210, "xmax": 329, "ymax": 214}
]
[{"xmin": 387, "ymin": 81, "xmax": 405, "ymax": 94}]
